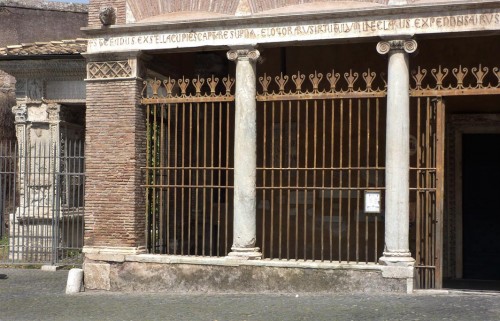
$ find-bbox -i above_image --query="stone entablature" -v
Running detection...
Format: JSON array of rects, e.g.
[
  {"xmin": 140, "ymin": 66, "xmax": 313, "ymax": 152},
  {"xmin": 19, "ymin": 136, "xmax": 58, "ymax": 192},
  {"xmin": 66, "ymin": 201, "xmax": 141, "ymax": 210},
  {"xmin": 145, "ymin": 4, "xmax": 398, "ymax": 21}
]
[
  {"xmin": 0, "ymin": 60, "xmax": 86, "ymax": 103},
  {"xmin": 86, "ymin": 1, "xmax": 500, "ymax": 54}
]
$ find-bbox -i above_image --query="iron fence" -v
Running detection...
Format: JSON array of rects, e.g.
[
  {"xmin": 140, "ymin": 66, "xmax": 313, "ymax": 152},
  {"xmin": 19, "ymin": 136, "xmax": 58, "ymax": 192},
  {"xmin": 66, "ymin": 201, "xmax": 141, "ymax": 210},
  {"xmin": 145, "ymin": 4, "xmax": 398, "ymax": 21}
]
[
  {"xmin": 256, "ymin": 70, "xmax": 387, "ymax": 263},
  {"xmin": 0, "ymin": 140, "xmax": 84, "ymax": 265},
  {"xmin": 143, "ymin": 76, "xmax": 235, "ymax": 256}
]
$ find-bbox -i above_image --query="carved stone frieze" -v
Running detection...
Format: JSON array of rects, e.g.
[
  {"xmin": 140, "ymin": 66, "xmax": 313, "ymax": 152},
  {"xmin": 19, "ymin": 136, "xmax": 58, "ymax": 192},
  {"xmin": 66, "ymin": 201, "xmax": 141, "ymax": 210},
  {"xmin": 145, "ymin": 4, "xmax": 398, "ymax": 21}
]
[{"xmin": 87, "ymin": 61, "xmax": 134, "ymax": 80}]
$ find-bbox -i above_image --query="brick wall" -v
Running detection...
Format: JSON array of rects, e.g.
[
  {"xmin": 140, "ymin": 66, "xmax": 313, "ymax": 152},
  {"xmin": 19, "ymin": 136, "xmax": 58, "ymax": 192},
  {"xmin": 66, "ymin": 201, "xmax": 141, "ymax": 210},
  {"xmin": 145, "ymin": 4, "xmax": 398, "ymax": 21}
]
[
  {"xmin": 84, "ymin": 79, "xmax": 146, "ymax": 248},
  {"xmin": 88, "ymin": 0, "xmax": 126, "ymax": 26}
]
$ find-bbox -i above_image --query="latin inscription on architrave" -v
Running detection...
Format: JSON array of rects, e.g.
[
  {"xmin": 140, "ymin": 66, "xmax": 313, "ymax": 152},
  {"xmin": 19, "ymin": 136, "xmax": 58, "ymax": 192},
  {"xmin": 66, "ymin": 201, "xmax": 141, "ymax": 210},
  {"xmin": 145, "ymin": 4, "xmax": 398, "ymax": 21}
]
[{"xmin": 88, "ymin": 11, "xmax": 500, "ymax": 53}]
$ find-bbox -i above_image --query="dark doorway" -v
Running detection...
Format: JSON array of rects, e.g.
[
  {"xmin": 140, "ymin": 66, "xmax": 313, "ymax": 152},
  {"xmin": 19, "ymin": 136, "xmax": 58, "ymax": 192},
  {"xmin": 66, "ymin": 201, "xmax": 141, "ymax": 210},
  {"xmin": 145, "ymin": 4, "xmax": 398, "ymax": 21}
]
[{"xmin": 462, "ymin": 134, "xmax": 500, "ymax": 281}]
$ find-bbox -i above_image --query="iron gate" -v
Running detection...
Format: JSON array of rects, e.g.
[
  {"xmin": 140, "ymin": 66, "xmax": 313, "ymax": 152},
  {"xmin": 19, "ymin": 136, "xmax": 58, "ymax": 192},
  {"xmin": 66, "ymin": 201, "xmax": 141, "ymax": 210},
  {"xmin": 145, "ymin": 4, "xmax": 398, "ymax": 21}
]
[
  {"xmin": 255, "ymin": 69, "xmax": 387, "ymax": 263},
  {"xmin": 409, "ymin": 62, "xmax": 500, "ymax": 288},
  {"xmin": 410, "ymin": 97, "xmax": 444, "ymax": 289},
  {"xmin": 143, "ymin": 76, "xmax": 236, "ymax": 256},
  {"xmin": 0, "ymin": 140, "xmax": 85, "ymax": 265}
]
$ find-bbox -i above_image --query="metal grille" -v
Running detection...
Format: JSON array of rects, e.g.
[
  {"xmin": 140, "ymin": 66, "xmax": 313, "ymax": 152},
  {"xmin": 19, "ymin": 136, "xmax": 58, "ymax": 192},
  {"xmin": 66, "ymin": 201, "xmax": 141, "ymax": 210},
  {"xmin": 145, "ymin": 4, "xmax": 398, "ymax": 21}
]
[
  {"xmin": 143, "ymin": 76, "xmax": 235, "ymax": 256},
  {"xmin": 409, "ymin": 63, "xmax": 500, "ymax": 289},
  {"xmin": 409, "ymin": 98, "xmax": 442, "ymax": 289},
  {"xmin": 256, "ymin": 70, "xmax": 387, "ymax": 263},
  {"xmin": 0, "ymin": 140, "xmax": 85, "ymax": 265}
]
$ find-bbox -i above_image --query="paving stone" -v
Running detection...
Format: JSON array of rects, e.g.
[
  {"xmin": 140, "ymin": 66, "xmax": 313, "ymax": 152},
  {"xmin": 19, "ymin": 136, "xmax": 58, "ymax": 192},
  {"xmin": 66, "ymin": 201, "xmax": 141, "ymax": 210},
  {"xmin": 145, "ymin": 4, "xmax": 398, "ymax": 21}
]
[{"xmin": 0, "ymin": 268, "xmax": 499, "ymax": 321}]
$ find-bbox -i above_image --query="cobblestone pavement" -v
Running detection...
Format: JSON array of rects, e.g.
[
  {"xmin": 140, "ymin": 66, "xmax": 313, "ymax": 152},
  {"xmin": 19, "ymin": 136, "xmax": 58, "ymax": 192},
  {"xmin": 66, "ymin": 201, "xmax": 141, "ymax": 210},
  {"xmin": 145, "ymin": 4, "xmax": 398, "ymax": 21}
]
[{"xmin": 1, "ymin": 268, "xmax": 499, "ymax": 321}]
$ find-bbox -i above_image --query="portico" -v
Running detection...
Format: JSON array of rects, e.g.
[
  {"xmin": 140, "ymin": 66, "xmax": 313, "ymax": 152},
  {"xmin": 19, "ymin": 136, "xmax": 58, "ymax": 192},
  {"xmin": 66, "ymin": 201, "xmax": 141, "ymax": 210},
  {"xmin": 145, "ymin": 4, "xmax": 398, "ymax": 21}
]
[{"xmin": 81, "ymin": 0, "xmax": 500, "ymax": 293}]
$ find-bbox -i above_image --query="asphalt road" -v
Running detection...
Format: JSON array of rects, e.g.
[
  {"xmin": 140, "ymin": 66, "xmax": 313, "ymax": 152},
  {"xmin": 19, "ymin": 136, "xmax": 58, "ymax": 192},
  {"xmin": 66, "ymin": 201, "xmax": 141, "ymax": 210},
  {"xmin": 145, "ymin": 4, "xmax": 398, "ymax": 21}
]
[{"xmin": 0, "ymin": 268, "xmax": 499, "ymax": 321}]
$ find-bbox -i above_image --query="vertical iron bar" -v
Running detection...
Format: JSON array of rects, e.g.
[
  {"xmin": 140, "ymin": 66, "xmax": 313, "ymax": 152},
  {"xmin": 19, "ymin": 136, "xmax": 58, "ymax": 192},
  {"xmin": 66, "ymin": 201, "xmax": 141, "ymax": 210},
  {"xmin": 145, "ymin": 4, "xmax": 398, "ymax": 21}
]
[
  {"xmin": 202, "ymin": 101, "xmax": 208, "ymax": 256},
  {"xmin": 338, "ymin": 99, "xmax": 344, "ymax": 263},
  {"xmin": 321, "ymin": 99, "xmax": 326, "ymax": 262},
  {"xmin": 435, "ymin": 97, "xmax": 445, "ymax": 289},
  {"xmin": 347, "ymin": 98, "xmax": 353, "ymax": 263},
  {"xmin": 262, "ymin": 101, "xmax": 267, "ymax": 258},
  {"xmin": 180, "ymin": 103, "xmax": 186, "ymax": 255},
  {"xmin": 295, "ymin": 100, "xmax": 300, "ymax": 260},
  {"xmin": 287, "ymin": 100, "xmax": 292, "ymax": 260},
  {"xmin": 375, "ymin": 98, "xmax": 380, "ymax": 262},
  {"xmin": 365, "ymin": 99, "xmax": 371, "ymax": 263},
  {"xmin": 159, "ymin": 104, "xmax": 165, "ymax": 253},
  {"xmin": 279, "ymin": 100, "xmax": 283, "ymax": 260},
  {"xmin": 356, "ymin": 99, "xmax": 361, "ymax": 263},
  {"xmin": 304, "ymin": 100, "xmax": 309, "ymax": 260},
  {"xmin": 312, "ymin": 99, "xmax": 318, "ymax": 261},
  {"xmin": 329, "ymin": 99, "xmax": 335, "ymax": 262},
  {"xmin": 210, "ymin": 102, "xmax": 215, "ymax": 256},
  {"xmin": 166, "ymin": 104, "xmax": 171, "ymax": 254},
  {"xmin": 270, "ymin": 101, "xmax": 275, "ymax": 259}
]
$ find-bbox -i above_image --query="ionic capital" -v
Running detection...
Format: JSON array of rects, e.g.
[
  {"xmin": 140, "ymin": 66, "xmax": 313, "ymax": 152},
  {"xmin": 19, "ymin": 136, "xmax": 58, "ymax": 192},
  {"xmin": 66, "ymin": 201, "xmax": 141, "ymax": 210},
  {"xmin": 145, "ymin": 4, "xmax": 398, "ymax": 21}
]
[
  {"xmin": 376, "ymin": 39, "xmax": 418, "ymax": 55},
  {"xmin": 227, "ymin": 49, "xmax": 260, "ymax": 62}
]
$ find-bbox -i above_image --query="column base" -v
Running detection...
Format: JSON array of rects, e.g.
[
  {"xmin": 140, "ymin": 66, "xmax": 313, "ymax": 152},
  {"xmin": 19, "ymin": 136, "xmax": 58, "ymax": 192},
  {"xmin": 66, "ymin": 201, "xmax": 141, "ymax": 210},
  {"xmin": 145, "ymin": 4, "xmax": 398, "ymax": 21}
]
[
  {"xmin": 227, "ymin": 247, "xmax": 262, "ymax": 260},
  {"xmin": 379, "ymin": 251, "xmax": 415, "ymax": 267}
]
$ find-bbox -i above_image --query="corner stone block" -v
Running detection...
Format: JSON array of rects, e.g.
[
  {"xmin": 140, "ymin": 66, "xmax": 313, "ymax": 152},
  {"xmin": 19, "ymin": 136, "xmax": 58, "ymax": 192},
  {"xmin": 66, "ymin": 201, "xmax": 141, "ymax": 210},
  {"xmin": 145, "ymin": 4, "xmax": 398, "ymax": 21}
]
[{"xmin": 84, "ymin": 262, "xmax": 111, "ymax": 291}]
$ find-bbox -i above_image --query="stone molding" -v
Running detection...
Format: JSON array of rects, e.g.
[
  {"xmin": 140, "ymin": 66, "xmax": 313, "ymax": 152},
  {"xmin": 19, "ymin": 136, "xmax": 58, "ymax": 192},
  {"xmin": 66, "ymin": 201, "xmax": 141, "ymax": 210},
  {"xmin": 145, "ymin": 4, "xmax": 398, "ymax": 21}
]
[
  {"xmin": 227, "ymin": 49, "xmax": 260, "ymax": 61},
  {"xmin": 83, "ymin": 246, "xmax": 147, "ymax": 255},
  {"xmin": 376, "ymin": 39, "xmax": 418, "ymax": 54}
]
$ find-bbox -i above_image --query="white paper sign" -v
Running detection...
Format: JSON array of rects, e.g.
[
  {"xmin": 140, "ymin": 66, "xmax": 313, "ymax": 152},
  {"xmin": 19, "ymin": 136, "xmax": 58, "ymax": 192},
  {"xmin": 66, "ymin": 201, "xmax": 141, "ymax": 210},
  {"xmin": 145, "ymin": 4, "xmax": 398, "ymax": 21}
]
[{"xmin": 365, "ymin": 191, "xmax": 381, "ymax": 214}]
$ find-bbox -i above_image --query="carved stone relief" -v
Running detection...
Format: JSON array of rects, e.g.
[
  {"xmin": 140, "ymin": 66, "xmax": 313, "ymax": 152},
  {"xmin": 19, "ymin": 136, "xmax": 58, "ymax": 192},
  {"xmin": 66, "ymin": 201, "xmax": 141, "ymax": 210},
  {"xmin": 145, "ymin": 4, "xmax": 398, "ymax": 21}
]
[{"xmin": 27, "ymin": 79, "xmax": 43, "ymax": 101}]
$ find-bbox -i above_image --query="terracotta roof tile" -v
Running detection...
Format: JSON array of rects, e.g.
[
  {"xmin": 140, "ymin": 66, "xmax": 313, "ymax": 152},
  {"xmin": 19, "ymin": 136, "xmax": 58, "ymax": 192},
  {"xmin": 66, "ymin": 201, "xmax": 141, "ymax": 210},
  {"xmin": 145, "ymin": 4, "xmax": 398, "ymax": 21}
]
[{"xmin": 0, "ymin": 39, "xmax": 87, "ymax": 56}]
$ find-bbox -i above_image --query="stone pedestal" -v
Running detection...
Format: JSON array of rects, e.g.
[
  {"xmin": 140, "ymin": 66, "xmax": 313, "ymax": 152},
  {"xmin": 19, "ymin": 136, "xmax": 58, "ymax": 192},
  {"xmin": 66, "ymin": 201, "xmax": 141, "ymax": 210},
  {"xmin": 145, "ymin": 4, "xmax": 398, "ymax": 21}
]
[
  {"xmin": 377, "ymin": 38, "xmax": 417, "ymax": 267},
  {"xmin": 226, "ymin": 49, "xmax": 261, "ymax": 260}
]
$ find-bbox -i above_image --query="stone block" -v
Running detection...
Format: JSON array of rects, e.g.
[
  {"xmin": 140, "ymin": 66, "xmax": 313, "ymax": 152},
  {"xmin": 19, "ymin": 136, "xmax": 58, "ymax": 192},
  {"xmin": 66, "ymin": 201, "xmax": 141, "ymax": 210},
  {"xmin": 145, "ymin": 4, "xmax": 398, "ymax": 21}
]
[{"xmin": 84, "ymin": 262, "xmax": 111, "ymax": 291}]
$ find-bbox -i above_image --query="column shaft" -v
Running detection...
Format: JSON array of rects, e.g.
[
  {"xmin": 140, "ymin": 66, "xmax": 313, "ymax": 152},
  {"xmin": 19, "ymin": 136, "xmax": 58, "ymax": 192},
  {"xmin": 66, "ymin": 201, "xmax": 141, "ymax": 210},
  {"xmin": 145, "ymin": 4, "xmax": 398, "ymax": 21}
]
[
  {"xmin": 377, "ymin": 39, "xmax": 417, "ymax": 266},
  {"xmin": 227, "ymin": 49, "xmax": 261, "ymax": 259}
]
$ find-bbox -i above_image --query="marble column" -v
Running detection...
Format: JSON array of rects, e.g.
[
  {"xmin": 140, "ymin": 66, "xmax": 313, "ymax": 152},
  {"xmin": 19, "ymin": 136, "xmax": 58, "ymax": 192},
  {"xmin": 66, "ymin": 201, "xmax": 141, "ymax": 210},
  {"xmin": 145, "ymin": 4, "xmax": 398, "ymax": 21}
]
[
  {"xmin": 377, "ymin": 38, "xmax": 417, "ymax": 266},
  {"xmin": 226, "ymin": 48, "xmax": 261, "ymax": 259}
]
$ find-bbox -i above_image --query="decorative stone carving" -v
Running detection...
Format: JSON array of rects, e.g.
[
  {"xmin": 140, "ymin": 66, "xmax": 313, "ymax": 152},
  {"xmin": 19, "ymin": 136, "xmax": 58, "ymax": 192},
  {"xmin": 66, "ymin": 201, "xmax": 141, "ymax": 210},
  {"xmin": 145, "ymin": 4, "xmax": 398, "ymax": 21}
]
[
  {"xmin": 99, "ymin": 7, "xmax": 116, "ymax": 26},
  {"xmin": 87, "ymin": 61, "xmax": 133, "ymax": 79},
  {"xmin": 47, "ymin": 103, "xmax": 61, "ymax": 123},
  {"xmin": 227, "ymin": 49, "xmax": 260, "ymax": 62},
  {"xmin": 376, "ymin": 39, "xmax": 418, "ymax": 55},
  {"xmin": 27, "ymin": 79, "xmax": 43, "ymax": 101},
  {"xmin": 12, "ymin": 104, "xmax": 27, "ymax": 123}
]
